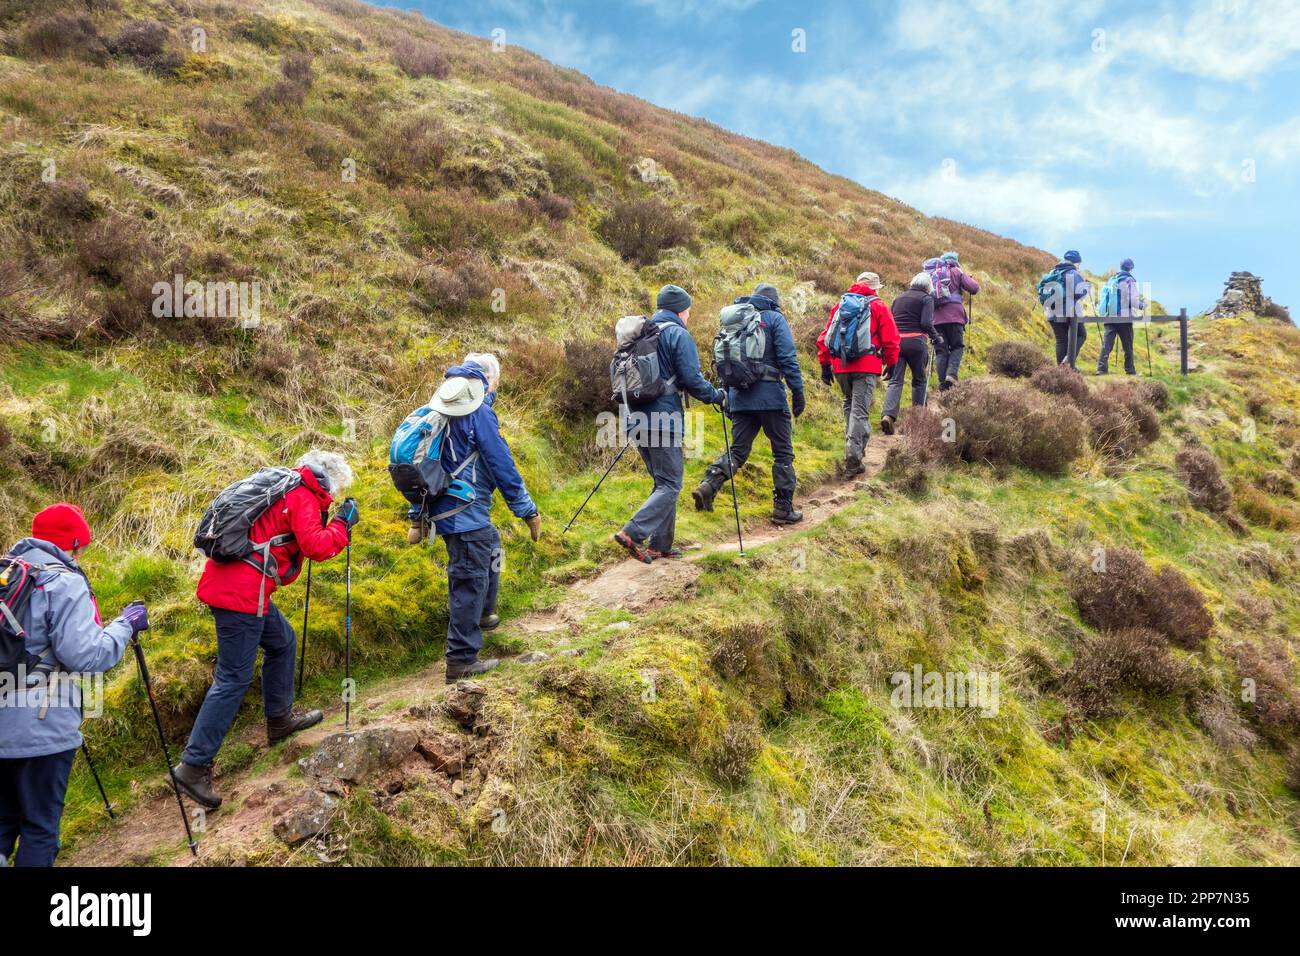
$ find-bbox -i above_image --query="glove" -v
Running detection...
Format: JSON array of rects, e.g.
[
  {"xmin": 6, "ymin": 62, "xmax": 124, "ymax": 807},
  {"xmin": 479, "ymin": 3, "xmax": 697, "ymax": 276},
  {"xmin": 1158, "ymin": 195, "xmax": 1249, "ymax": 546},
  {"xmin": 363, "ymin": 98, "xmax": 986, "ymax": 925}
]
[
  {"xmin": 121, "ymin": 601, "xmax": 150, "ymax": 635},
  {"xmin": 711, "ymin": 388, "xmax": 727, "ymax": 409},
  {"xmin": 883, "ymin": 365, "xmax": 895, "ymax": 380},
  {"xmin": 820, "ymin": 364, "xmax": 834, "ymax": 386},
  {"xmin": 524, "ymin": 513, "xmax": 542, "ymax": 542},
  {"xmin": 334, "ymin": 497, "xmax": 360, "ymax": 530},
  {"xmin": 790, "ymin": 389, "xmax": 806, "ymax": 418}
]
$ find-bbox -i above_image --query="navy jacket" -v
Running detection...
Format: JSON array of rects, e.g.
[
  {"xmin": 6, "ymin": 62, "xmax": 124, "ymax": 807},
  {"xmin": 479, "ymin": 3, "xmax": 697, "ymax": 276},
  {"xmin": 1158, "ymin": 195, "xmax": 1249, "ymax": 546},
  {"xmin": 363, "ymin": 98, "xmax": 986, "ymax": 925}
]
[
  {"xmin": 722, "ymin": 294, "xmax": 804, "ymax": 413},
  {"xmin": 434, "ymin": 364, "xmax": 538, "ymax": 536},
  {"xmin": 624, "ymin": 309, "xmax": 721, "ymax": 436},
  {"xmin": 1045, "ymin": 262, "xmax": 1091, "ymax": 321}
]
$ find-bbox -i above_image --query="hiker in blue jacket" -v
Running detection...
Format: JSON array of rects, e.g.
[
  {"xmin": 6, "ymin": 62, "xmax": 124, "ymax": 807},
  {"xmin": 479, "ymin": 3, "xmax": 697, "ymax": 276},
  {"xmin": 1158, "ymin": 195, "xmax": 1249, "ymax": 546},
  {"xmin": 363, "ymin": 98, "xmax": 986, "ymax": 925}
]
[
  {"xmin": 614, "ymin": 284, "xmax": 725, "ymax": 564},
  {"xmin": 1097, "ymin": 258, "xmax": 1146, "ymax": 375},
  {"xmin": 1042, "ymin": 250, "xmax": 1091, "ymax": 368},
  {"xmin": 432, "ymin": 355, "xmax": 541, "ymax": 681},
  {"xmin": 692, "ymin": 283, "xmax": 806, "ymax": 524},
  {"xmin": 0, "ymin": 504, "xmax": 147, "ymax": 866}
]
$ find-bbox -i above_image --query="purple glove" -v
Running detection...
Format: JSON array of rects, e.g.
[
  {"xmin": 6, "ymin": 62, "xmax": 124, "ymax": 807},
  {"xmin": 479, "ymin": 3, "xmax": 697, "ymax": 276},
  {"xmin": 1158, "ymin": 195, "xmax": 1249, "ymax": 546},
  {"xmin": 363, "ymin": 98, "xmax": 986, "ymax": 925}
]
[{"xmin": 121, "ymin": 602, "xmax": 150, "ymax": 635}]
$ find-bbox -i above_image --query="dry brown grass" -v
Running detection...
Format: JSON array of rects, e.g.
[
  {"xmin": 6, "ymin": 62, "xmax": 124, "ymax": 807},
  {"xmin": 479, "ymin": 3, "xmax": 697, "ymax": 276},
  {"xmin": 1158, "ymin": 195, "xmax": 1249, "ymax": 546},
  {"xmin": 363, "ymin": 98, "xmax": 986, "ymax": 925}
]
[
  {"xmin": 1175, "ymin": 446, "xmax": 1232, "ymax": 514},
  {"xmin": 1069, "ymin": 547, "xmax": 1213, "ymax": 649}
]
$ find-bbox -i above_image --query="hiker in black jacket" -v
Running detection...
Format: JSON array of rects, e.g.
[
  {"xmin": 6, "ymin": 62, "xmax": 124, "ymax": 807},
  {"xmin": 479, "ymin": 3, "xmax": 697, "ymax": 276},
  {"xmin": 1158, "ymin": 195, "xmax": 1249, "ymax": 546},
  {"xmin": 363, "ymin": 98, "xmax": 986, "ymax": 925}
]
[{"xmin": 881, "ymin": 273, "xmax": 943, "ymax": 434}]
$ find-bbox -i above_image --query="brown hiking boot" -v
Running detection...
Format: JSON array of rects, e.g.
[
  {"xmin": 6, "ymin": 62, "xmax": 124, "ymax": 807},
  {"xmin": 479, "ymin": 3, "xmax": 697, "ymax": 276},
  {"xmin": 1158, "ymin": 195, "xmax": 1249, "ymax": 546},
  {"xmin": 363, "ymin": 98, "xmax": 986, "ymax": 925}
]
[
  {"xmin": 267, "ymin": 707, "xmax": 323, "ymax": 745},
  {"xmin": 445, "ymin": 658, "xmax": 500, "ymax": 683},
  {"xmin": 172, "ymin": 761, "xmax": 222, "ymax": 809}
]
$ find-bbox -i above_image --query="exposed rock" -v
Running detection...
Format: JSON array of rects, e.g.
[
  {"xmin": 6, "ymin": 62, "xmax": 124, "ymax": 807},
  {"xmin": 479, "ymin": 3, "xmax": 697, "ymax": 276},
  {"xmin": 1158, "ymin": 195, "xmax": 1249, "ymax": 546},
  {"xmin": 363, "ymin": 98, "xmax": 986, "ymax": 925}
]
[
  {"xmin": 517, "ymin": 651, "xmax": 549, "ymax": 664},
  {"xmin": 443, "ymin": 681, "xmax": 487, "ymax": 729},
  {"xmin": 299, "ymin": 727, "xmax": 418, "ymax": 783},
  {"xmin": 272, "ymin": 790, "xmax": 338, "ymax": 845},
  {"xmin": 1208, "ymin": 271, "xmax": 1285, "ymax": 320},
  {"xmin": 417, "ymin": 732, "xmax": 467, "ymax": 775}
]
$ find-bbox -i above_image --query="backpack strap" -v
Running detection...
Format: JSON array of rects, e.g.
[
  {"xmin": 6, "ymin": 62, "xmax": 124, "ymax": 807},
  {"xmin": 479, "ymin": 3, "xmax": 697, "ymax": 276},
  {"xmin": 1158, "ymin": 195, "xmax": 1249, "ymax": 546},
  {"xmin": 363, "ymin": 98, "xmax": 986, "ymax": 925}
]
[{"xmin": 242, "ymin": 532, "xmax": 296, "ymax": 618}]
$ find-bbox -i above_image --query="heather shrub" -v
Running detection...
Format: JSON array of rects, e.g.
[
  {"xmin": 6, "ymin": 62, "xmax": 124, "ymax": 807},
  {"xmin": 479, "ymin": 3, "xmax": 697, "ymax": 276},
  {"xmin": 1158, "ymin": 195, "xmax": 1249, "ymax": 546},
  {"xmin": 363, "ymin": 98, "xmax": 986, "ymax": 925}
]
[
  {"xmin": 371, "ymin": 115, "xmax": 450, "ymax": 186},
  {"xmin": 987, "ymin": 340, "xmax": 1049, "ymax": 378},
  {"xmin": 553, "ymin": 339, "xmax": 613, "ymax": 425},
  {"xmin": 416, "ymin": 255, "xmax": 495, "ymax": 312},
  {"xmin": 1235, "ymin": 484, "xmax": 1300, "ymax": 531},
  {"xmin": 108, "ymin": 19, "xmax": 181, "ymax": 74},
  {"xmin": 1260, "ymin": 469, "xmax": 1297, "ymax": 497},
  {"xmin": 883, "ymin": 405, "xmax": 955, "ymax": 494},
  {"xmin": 1063, "ymin": 627, "xmax": 1194, "ymax": 719},
  {"xmin": 280, "ymin": 51, "xmax": 315, "ymax": 88},
  {"xmin": 597, "ymin": 196, "xmax": 694, "ymax": 267},
  {"xmin": 517, "ymin": 191, "xmax": 574, "ymax": 223},
  {"xmin": 19, "ymin": 14, "xmax": 106, "ymax": 62},
  {"xmin": 1225, "ymin": 641, "xmax": 1300, "ymax": 744},
  {"xmin": 1175, "ymin": 446, "xmax": 1232, "ymax": 513},
  {"xmin": 943, "ymin": 379, "xmax": 1086, "ymax": 476},
  {"xmin": 1029, "ymin": 363, "xmax": 1090, "ymax": 402},
  {"xmin": 393, "ymin": 37, "xmax": 450, "ymax": 79},
  {"xmin": 1029, "ymin": 365, "xmax": 1158, "ymax": 458},
  {"xmin": 40, "ymin": 177, "xmax": 98, "ymax": 229},
  {"xmin": 1069, "ymin": 546, "xmax": 1212, "ymax": 648}
]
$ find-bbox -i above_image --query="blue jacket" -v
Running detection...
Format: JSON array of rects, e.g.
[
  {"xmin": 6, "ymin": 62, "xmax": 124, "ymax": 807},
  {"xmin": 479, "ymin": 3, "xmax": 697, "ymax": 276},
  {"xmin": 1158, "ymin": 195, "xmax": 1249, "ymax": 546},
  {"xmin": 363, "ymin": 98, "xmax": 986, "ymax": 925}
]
[
  {"xmin": 433, "ymin": 364, "xmax": 538, "ymax": 536},
  {"xmin": 723, "ymin": 294, "xmax": 804, "ymax": 413},
  {"xmin": 0, "ymin": 538, "xmax": 131, "ymax": 759},
  {"xmin": 624, "ymin": 309, "xmax": 722, "ymax": 437}
]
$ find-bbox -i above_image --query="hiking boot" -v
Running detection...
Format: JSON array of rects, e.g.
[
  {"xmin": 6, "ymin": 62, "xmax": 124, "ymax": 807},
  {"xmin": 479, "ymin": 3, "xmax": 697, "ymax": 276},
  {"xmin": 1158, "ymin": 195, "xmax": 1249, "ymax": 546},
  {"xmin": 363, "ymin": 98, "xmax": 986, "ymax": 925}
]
[
  {"xmin": 480, "ymin": 613, "xmax": 501, "ymax": 631},
  {"xmin": 772, "ymin": 503, "xmax": 804, "ymax": 524},
  {"xmin": 844, "ymin": 458, "xmax": 866, "ymax": 478},
  {"xmin": 691, "ymin": 480, "xmax": 717, "ymax": 512},
  {"xmin": 880, "ymin": 415, "xmax": 895, "ymax": 436},
  {"xmin": 445, "ymin": 658, "xmax": 499, "ymax": 683},
  {"xmin": 268, "ymin": 707, "xmax": 323, "ymax": 745},
  {"xmin": 613, "ymin": 530, "xmax": 653, "ymax": 564},
  {"xmin": 172, "ymin": 761, "xmax": 222, "ymax": 810},
  {"xmin": 1095, "ymin": 367, "xmax": 1109, "ymax": 375},
  {"xmin": 647, "ymin": 545, "xmax": 684, "ymax": 559},
  {"xmin": 941, "ymin": 375, "xmax": 958, "ymax": 391}
]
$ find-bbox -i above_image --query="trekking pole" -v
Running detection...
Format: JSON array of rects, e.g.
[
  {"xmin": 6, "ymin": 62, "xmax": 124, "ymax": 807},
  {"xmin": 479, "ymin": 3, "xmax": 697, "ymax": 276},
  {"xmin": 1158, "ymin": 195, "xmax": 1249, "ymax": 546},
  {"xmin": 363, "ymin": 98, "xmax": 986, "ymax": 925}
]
[
  {"xmin": 718, "ymin": 405, "xmax": 745, "ymax": 557},
  {"xmin": 130, "ymin": 636, "xmax": 198, "ymax": 857},
  {"xmin": 296, "ymin": 560, "xmax": 312, "ymax": 699},
  {"xmin": 563, "ymin": 441, "xmax": 632, "ymax": 534},
  {"xmin": 344, "ymin": 536, "xmax": 352, "ymax": 732},
  {"xmin": 80, "ymin": 741, "xmax": 114, "ymax": 820}
]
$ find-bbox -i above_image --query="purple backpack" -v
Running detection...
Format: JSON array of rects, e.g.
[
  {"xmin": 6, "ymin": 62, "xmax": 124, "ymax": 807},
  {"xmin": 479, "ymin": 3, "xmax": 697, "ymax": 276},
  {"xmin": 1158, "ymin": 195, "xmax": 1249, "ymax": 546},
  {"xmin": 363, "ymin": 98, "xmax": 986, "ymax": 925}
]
[{"xmin": 923, "ymin": 258, "xmax": 963, "ymax": 304}]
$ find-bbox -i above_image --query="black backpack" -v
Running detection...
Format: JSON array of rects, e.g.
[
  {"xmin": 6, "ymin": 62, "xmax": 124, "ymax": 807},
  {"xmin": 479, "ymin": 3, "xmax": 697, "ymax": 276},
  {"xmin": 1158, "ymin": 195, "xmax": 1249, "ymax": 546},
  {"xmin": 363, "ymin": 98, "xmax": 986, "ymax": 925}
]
[
  {"xmin": 194, "ymin": 468, "xmax": 303, "ymax": 615},
  {"xmin": 1, "ymin": 554, "xmax": 48, "ymax": 680}
]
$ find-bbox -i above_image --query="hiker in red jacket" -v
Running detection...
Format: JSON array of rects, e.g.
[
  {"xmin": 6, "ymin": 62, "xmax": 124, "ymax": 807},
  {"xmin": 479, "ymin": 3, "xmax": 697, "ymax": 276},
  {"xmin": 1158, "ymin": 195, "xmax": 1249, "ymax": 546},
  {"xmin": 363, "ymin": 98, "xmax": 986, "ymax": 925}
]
[
  {"xmin": 817, "ymin": 272, "xmax": 901, "ymax": 476},
  {"xmin": 174, "ymin": 451, "xmax": 359, "ymax": 810}
]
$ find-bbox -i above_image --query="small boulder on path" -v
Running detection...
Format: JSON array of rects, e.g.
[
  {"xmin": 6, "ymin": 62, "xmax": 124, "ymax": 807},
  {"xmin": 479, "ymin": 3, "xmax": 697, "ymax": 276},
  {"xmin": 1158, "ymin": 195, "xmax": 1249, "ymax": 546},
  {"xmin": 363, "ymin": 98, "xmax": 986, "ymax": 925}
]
[
  {"xmin": 299, "ymin": 726, "xmax": 418, "ymax": 784},
  {"xmin": 272, "ymin": 790, "xmax": 338, "ymax": 845},
  {"xmin": 443, "ymin": 681, "xmax": 487, "ymax": 729}
]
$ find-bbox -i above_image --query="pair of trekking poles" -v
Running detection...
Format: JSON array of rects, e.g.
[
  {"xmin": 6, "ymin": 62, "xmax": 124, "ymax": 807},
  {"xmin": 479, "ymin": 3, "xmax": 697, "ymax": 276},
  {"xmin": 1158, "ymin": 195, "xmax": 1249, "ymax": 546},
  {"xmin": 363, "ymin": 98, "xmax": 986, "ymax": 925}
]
[
  {"xmin": 561, "ymin": 403, "xmax": 746, "ymax": 557},
  {"xmin": 296, "ymin": 528, "xmax": 354, "ymax": 730}
]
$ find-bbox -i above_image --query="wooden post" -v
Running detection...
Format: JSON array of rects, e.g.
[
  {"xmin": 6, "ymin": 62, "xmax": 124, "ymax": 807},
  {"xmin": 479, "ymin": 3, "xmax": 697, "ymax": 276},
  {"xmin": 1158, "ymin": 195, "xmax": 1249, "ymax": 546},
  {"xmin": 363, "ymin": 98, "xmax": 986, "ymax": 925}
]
[
  {"xmin": 1179, "ymin": 308, "xmax": 1189, "ymax": 375},
  {"xmin": 1066, "ymin": 314, "xmax": 1078, "ymax": 368}
]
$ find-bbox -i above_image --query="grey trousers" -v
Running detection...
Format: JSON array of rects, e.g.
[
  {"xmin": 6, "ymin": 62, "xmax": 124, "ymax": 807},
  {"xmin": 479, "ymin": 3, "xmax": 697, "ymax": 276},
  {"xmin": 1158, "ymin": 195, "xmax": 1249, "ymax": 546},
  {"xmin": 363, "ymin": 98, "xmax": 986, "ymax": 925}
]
[
  {"xmin": 624, "ymin": 440, "xmax": 684, "ymax": 552},
  {"xmin": 836, "ymin": 372, "xmax": 878, "ymax": 466}
]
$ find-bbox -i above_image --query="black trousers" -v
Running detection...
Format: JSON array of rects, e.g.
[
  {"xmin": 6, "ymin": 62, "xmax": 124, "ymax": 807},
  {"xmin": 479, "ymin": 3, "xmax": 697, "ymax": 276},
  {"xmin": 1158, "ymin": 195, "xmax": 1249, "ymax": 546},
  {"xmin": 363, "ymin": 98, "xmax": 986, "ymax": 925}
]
[
  {"xmin": 703, "ymin": 409, "xmax": 796, "ymax": 505},
  {"xmin": 1098, "ymin": 323, "xmax": 1136, "ymax": 374},
  {"xmin": 0, "ymin": 748, "xmax": 76, "ymax": 867},
  {"xmin": 1052, "ymin": 320, "xmax": 1088, "ymax": 367},
  {"xmin": 934, "ymin": 323, "xmax": 965, "ymax": 383}
]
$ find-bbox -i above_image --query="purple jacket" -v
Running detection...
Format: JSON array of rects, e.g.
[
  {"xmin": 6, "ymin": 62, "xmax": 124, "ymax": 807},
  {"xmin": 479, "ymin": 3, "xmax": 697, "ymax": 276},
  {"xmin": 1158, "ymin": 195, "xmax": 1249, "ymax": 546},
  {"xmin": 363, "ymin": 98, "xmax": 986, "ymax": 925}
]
[{"xmin": 933, "ymin": 267, "xmax": 980, "ymax": 326}]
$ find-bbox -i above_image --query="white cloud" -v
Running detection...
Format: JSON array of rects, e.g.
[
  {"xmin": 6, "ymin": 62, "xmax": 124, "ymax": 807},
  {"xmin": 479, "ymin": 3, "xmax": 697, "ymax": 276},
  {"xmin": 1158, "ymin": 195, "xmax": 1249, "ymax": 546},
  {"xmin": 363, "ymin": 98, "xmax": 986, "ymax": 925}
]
[{"xmin": 1134, "ymin": 0, "xmax": 1300, "ymax": 81}]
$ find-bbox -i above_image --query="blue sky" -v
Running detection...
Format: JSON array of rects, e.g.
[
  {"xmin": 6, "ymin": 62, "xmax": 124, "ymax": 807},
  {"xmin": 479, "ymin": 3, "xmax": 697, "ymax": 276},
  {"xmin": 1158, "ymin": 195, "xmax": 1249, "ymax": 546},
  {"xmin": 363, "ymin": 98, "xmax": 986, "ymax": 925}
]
[{"xmin": 387, "ymin": 0, "xmax": 1299, "ymax": 316}]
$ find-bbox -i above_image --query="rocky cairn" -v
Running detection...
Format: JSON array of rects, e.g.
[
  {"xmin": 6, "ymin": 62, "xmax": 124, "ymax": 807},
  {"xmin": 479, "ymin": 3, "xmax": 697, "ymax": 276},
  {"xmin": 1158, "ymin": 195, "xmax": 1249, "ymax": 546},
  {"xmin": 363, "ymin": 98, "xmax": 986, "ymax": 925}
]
[{"xmin": 1209, "ymin": 272, "xmax": 1288, "ymax": 322}]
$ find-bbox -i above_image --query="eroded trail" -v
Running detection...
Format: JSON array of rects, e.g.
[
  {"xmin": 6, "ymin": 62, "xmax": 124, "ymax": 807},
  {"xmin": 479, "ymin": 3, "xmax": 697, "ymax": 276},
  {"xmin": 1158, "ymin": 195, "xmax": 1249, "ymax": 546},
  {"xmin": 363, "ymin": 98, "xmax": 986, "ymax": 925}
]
[{"xmin": 63, "ymin": 434, "xmax": 897, "ymax": 866}]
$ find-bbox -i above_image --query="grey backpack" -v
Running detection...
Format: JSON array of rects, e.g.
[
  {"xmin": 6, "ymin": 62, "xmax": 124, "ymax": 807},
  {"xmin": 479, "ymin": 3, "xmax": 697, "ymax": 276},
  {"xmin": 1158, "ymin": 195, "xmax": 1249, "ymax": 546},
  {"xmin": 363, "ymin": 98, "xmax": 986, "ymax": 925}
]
[
  {"xmin": 610, "ymin": 317, "xmax": 677, "ymax": 405},
  {"xmin": 713, "ymin": 302, "xmax": 779, "ymax": 388}
]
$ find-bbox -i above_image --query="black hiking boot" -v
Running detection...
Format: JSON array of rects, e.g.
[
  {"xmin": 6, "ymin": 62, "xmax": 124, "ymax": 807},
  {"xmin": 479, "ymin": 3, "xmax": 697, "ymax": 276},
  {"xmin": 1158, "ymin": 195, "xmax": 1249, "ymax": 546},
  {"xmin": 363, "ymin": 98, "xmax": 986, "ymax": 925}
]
[
  {"xmin": 267, "ymin": 707, "xmax": 323, "ymax": 745},
  {"xmin": 445, "ymin": 658, "xmax": 499, "ymax": 683},
  {"xmin": 941, "ymin": 375, "xmax": 958, "ymax": 391},
  {"xmin": 172, "ymin": 761, "xmax": 222, "ymax": 810},
  {"xmin": 772, "ymin": 502, "xmax": 804, "ymax": 524},
  {"xmin": 880, "ymin": 415, "xmax": 895, "ymax": 436},
  {"xmin": 691, "ymin": 480, "xmax": 717, "ymax": 512},
  {"xmin": 844, "ymin": 457, "xmax": 866, "ymax": 478},
  {"xmin": 480, "ymin": 613, "xmax": 501, "ymax": 631},
  {"xmin": 613, "ymin": 530, "xmax": 654, "ymax": 564}
]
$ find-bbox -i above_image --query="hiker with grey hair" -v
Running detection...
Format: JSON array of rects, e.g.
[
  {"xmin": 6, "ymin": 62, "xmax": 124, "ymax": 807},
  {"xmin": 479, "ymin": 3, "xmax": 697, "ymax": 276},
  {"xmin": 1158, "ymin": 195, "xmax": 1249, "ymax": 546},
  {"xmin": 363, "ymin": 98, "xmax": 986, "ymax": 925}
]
[
  {"xmin": 173, "ymin": 450, "xmax": 359, "ymax": 809},
  {"xmin": 427, "ymin": 354, "xmax": 541, "ymax": 681},
  {"xmin": 881, "ymin": 272, "xmax": 943, "ymax": 434}
]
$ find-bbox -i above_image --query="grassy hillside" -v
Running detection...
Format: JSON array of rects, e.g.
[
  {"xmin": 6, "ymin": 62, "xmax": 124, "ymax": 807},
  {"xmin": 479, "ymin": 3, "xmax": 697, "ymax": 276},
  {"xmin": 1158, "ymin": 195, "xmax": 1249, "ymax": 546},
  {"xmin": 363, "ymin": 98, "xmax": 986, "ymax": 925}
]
[{"xmin": 1, "ymin": 0, "xmax": 1297, "ymax": 865}]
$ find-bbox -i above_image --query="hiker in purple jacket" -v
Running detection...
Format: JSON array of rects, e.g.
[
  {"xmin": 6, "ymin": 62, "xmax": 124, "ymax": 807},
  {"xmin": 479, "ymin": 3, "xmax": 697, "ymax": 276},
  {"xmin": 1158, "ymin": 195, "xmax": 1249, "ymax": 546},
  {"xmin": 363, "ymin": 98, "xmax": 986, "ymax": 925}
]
[{"xmin": 925, "ymin": 252, "xmax": 980, "ymax": 390}]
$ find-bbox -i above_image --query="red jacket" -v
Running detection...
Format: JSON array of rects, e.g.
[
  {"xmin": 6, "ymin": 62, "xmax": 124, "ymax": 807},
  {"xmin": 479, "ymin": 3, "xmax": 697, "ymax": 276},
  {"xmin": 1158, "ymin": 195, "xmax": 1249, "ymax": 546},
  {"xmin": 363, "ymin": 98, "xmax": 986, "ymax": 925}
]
[
  {"xmin": 816, "ymin": 283, "xmax": 901, "ymax": 374},
  {"xmin": 196, "ymin": 467, "xmax": 350, "ymax": 615}
]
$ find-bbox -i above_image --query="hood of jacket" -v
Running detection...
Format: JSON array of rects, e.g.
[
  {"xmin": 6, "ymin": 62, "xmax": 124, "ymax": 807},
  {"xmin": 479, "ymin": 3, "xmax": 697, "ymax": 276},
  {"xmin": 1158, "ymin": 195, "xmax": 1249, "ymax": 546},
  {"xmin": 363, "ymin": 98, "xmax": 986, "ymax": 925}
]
[
  {"xmin": 445, "ymin": 362, "xmax": 491, "ymax": 391},
  {"xmin": 9, "ymin": 537, "xmax": 78, "ymax": 570},
  {"xmin": 650, "ymin": 308, "xmax": 686, "ymax": 330},
  {"xmin": 845, "ymin": 282, "xmax": 878, "ymax": 297},
  {"xmin": 736, "ymin": 293, "xmax": 781, "ymax": 314},
  {"xmin": 294, "ymin": 465, "xmax": 334, "ymax": 508}
]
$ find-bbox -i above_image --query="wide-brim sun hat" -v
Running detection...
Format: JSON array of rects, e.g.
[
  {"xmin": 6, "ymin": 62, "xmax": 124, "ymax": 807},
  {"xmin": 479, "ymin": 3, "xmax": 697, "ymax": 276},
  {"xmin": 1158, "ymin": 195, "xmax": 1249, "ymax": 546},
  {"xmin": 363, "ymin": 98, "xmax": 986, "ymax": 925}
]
[{"xmin": 431, "ymin": 375, "xmax": 486, "ymax": 416}]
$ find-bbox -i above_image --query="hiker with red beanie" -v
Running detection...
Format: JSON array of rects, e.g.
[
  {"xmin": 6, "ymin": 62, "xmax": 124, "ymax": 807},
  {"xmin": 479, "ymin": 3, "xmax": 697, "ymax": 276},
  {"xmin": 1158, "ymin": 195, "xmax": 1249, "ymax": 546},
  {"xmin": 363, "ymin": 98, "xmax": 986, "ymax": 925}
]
[
  {"xmin": 173, "ymin": 450, "xmax": 359, "ymax": 810},
  {"xmin": 817, "ymin": 271, "xmax": 901, "ymax": 476},
  {"xmin": 1, "ymin": 504, "xmax": 146, "ymax": 866}
]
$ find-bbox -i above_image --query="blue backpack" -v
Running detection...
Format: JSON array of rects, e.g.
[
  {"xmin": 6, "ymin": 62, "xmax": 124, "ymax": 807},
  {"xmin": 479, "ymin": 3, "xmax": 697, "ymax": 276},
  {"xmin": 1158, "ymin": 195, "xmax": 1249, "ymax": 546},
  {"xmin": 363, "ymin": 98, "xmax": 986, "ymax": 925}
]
[
  {"xmin": 1096, "ymin": 272, "xmax": 1128, "ymax": 317},
  {"xmin": 388, "ymin": 404, "xmax": 478, "ymax": 522},
  {"xmin": 826, "ymin": 293, "xmax": 880, "ymax": 362}
]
